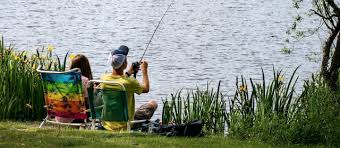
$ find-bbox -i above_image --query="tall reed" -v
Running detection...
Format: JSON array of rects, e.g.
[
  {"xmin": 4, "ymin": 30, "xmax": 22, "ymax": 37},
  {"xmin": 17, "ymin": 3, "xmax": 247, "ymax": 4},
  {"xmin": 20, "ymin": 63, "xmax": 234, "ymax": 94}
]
[
  {"xmin": 290, "ymin": 74, "xmax": 340, "ymax": 145},
  {"xmin": 162, "ymin": 81, "xmax": 227, "ymax": 134},
  {"xmin": 0, "ymin": 37, "xmax": 69, "ymax": 120},
  {"xmin": 228, "ymin": 67, "xmax": 300, "ymax": 139}
]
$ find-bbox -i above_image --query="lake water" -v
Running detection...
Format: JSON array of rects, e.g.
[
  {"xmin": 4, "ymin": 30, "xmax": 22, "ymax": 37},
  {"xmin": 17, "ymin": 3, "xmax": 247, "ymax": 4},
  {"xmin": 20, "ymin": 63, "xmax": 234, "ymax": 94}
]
[{"xmin": 0, "ymin": 0, "xmax": 321, "ymax": 118}]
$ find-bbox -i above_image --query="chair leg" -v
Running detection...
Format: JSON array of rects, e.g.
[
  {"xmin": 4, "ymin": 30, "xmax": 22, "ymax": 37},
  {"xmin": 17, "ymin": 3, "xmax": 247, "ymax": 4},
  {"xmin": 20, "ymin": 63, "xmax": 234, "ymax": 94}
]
[
  {"xmin": 82, "ymin": 119, "xmax": 87, "ymax": 130},
  {"xmin": 91, "ymin": 120, "xmax": 95, "ymax": 130},
  {"xmin": 39, "ymin": 116, "xmax": 48, "ymax": 128},
  {"xmin": 148, "ymin": 122, "xmax": 152, "ymax": 133},
  {"xmin": 127, "ymin": 121, "xmax": 131, "ymax": 132}
]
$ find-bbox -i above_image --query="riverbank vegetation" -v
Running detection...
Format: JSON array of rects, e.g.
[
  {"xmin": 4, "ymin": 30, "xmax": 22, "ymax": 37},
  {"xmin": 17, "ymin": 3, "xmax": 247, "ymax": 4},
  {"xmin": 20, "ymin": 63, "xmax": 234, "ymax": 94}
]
[
  {"xmin": 0, "ymin": 38, "xmax": 69, "ymax": 120},
  {"xmin": 0, "ymin": 38, "xmax": 44, "ymax": 120},
  {"xmin": 162, "ymin": 67, "xmax": 340, "ymax": 146},
  {"xmin": 228, "ymin": 70, "xmax": 340, "ymax": 146},
  {"xmin": 162, "ymin": 81, "xmax": 227, "ymax": 135}
]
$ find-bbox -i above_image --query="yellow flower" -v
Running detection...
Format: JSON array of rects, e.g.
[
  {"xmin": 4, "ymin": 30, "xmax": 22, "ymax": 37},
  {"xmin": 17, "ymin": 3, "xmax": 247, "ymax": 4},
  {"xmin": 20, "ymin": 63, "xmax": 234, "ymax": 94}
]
[
  {"xmin": 47, "ymin": 45, "xmax": 54, "ymax": 52},
  {"xmin": 69, "ymin": 53, "xmax": 76, "ymax": 60},
  {"xmin": 239, "ymin": 85, "xmax": 247, "ymax": 92},
  {"xmin": 32, "ymin": 64, "xmax": 36, "ymax": 70},
  {"xmin": 278, "ymin": 75, "xmax": 284, "ymax": 82},
  {"xmin": 14, "ymin": 56, "xmax": 20, "ymax": 61}
]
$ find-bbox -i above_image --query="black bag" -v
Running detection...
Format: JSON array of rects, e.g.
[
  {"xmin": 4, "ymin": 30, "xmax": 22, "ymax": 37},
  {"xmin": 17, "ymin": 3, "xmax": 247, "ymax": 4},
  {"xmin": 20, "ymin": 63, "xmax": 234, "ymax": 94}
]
[
  {"xmin": 153, "ymin": 120, "xmax": 204, "ymax": 137},
  {"xmin": 182, "ymin": 120, "xmax": 204, "ymax": 137}
]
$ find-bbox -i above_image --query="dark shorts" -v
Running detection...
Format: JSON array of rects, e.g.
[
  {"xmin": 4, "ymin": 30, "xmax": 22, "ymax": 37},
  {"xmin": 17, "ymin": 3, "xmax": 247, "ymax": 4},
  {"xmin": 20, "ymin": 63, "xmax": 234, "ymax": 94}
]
[{"xmin": 134, "ymin": 103, "xmax": 156, "ymax": 120}]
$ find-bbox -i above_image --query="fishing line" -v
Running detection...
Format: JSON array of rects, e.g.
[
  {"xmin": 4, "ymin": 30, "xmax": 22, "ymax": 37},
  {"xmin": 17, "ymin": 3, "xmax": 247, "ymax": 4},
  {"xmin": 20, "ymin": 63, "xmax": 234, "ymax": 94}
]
[
  {"xmin": 132, "ymin": 0, "xmax": 175, "ymax": 77},
  {"xmin": 139, "ymin": 0, "xmax": 175, "ymax": 62}
]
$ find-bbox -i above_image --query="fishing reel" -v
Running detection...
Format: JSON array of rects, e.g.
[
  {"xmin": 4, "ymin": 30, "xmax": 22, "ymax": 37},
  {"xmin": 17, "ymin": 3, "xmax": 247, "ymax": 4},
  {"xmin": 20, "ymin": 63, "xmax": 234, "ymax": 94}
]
[{"xmin": 132, "ymin": 61, "xmax": 141, "ymax": 78}]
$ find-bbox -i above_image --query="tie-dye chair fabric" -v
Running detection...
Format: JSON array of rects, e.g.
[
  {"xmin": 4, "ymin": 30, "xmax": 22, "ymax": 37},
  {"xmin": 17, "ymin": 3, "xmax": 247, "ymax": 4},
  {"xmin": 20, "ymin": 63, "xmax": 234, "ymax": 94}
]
[{"xmin": 37, "ymin": 67, "xmax": 88, "ymax": 128}]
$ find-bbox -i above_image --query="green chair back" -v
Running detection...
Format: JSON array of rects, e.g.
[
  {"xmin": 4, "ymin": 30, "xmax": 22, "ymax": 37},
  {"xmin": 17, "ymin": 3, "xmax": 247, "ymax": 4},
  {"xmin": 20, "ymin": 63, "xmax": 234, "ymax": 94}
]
[
  {"xmin": 101, "ymin": 89, "xmax": 128, "ymax": 121},
  {"xmin": 88, "ymin": 81, "xmax": 129, "ymax": 122}
]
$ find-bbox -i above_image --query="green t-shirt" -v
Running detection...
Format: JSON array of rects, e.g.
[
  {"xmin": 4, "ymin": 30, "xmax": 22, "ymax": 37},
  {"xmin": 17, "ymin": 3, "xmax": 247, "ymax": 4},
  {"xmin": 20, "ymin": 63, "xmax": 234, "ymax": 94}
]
[{"xmin": 100, "ymin": 73, "xmax": 143, "ymax": 131}]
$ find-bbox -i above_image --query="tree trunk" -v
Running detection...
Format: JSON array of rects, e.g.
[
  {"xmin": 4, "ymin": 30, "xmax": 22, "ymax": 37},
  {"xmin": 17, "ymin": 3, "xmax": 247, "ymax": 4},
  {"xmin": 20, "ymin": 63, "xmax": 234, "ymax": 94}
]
[
  {"xmin": 328, "ymin": 33, "xmax": 340, "ymax": 89},
  {"xmin": 321, "ymin": 22, "xmax": 340, "ymax": 87}
]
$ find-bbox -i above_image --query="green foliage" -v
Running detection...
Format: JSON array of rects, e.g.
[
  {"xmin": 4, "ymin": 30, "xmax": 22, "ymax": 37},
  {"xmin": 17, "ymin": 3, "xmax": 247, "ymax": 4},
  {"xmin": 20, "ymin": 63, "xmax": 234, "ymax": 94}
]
[
  {"xmin": 162, "ymin": 81, "xmax": 227, "ymax": 134},
  {"xmin": 281, "ymin": 47, "xmax": 292, "ymax": 54},
  {"xmin": 228, "ymin": 67, "xmax": 340, "ymax": 147},
  {"xmin": 228, "ymin": 67, "xmax": 300, "ymax": 140},
  {"xmin": 0, "ymin": 37, "xmax": 70, "ymax": 120},
  {"xmin": 289, "ymin": 75, "xmax": 339, "ymax": 146},
  {"xmin": 0, "ymin": 38, "xmax": 44, "ymax": 120}
]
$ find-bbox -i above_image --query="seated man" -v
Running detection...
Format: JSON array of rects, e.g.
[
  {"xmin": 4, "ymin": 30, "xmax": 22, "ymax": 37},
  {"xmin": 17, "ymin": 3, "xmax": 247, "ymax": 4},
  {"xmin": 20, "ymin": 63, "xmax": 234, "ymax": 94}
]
[{"xmin": 100, "ymin": 45, "xmax": 157, "ymax": 131}]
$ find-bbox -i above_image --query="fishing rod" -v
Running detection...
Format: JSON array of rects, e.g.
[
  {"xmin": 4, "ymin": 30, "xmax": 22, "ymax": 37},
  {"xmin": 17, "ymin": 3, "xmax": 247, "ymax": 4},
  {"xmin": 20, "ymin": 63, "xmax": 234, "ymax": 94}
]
[
  {"xmin": 132, "ymin": 0, "xmax": 175, "ymax": 77},
  {"xmin": 139, "ymin": 0, "xmax": 175, "ymax": 62}
]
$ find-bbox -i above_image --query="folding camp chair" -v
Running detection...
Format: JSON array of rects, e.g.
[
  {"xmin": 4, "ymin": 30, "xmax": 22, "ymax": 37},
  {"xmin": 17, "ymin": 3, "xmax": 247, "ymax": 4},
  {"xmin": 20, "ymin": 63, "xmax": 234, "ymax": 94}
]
[
  {"xmin": 87, "ymin": 80, "xmax": 148, "ymax": 131},
  {"xmin": 37, "ymin": 67, "xmax": 88, "ymax": 128}
]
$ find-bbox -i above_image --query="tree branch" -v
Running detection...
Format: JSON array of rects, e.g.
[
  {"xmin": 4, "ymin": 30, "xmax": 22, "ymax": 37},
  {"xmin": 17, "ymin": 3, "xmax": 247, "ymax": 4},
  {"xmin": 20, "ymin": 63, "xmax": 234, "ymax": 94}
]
[
  {"xmin": 311, "ymin": 9, "xmax": 338, "ymax": 20},
  {"xmin": 322, "ymin": 0, "xmax": 336, "ymax": 27},
  {"xmin": 313, "ymin": 2, "xmax": 336, "ymax": 30},
  {"xmin": 326, "ymin": 0, "xmax": 340, "ymax": 15}
]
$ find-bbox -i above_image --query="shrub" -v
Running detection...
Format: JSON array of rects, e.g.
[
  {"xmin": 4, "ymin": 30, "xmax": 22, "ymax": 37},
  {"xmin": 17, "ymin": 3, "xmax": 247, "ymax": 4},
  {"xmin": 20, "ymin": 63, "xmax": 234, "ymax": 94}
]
[{"xmin": 289, "ymin": 75, "xmax": 340, "ymax": 146}]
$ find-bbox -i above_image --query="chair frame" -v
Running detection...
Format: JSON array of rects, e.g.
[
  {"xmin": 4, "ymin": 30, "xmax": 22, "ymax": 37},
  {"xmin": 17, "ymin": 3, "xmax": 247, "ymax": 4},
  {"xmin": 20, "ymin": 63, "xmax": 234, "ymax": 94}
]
[
  {"xmin": 88, "ymin": 80, "xmax": 148, "ymax": 131},
  {"xmin": 37, "ymin": 67, "xmax": 88, "ymax": 128}
]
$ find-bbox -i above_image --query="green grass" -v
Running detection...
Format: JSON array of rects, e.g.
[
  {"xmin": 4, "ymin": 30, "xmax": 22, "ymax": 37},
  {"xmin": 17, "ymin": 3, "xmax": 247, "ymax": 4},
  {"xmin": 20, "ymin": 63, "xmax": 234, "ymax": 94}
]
[{"xmin": 0, "ymin": 121, "xmax": 320, "ymax": 148}]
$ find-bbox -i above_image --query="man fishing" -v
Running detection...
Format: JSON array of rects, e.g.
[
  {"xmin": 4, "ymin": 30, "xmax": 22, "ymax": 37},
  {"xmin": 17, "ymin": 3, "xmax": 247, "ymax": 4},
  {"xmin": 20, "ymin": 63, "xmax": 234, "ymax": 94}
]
[
  {"xmin": 100, "ymin": 0, "xmax": 174, "ymax": 130},
  {"xmin": 100, "ymin": 45, "xmax": 158, "ymax": 131}
]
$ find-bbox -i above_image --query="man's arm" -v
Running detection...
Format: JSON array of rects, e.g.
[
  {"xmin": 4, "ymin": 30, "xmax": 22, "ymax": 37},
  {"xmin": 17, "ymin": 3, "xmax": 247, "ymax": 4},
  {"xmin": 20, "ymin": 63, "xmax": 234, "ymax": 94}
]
[
  {"xmin": 126, "ymin": 61, "xmax": 149, "ymax": 93},
  {"xmin": 141, "ymin": 61, "xmax": 149, "ymax": 93}
]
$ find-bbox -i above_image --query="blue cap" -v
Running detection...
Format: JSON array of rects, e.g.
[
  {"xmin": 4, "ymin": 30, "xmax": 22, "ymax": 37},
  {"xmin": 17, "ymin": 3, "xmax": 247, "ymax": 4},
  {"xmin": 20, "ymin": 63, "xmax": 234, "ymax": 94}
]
[{"xmin": 111, "ymin": 45, "xmax": 129, "ymax": 56}]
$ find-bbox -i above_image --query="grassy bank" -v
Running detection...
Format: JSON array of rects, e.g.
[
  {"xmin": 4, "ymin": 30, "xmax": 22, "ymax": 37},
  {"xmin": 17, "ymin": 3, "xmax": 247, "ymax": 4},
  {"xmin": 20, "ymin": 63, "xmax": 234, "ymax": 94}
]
[{"xmin": 0, "ymin": 121, "xmax": 323, "ymax": 148}]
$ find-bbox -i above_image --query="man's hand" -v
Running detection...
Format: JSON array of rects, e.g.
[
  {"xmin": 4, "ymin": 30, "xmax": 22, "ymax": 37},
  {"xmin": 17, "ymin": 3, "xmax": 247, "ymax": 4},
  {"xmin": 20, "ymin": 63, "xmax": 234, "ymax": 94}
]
[
  {"xmin": 132, "ymin": 62, "xmax": 140, "ymax": 74},
  {"xmin": 127, "ymin": 62, "xmax": 140, "ymax": 75},
  {"xmin": 140, "ymin": 60, "xmax": 149, "ymax": 93},
  {"xmin": 141, "ymin": 60, "xmax": 148, "ymax": 73}
]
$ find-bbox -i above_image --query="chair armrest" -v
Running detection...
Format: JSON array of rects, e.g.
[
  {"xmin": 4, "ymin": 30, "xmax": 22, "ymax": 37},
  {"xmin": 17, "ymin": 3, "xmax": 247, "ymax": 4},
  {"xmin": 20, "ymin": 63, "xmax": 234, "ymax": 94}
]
[{"xmin": 131, "ymin": 119, "xmax": 149, "ymax": 124}]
